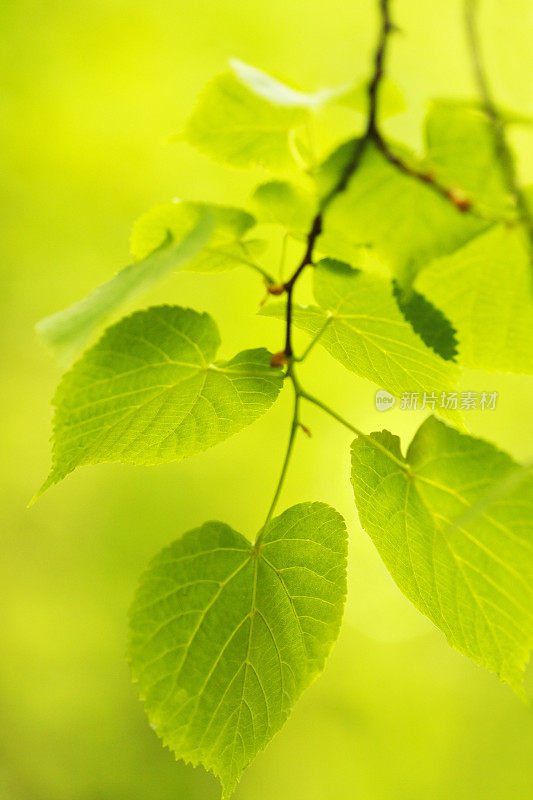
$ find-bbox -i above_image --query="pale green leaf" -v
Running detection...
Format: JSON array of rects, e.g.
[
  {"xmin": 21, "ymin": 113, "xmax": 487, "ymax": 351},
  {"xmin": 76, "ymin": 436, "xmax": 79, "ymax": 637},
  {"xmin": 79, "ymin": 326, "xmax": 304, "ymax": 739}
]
[
  {"xmin": 129, "ymin": 502, "xmax": 347, "ymax": 799},
  {"xmin": 185, "ymin": 70, "xmax": 309, "ymax": 171},
  {"xmin": 261, "ymin": 259, "xmax": 461, "ymax": 424},
  {"xmin": 425, "ymin": 100, "xmax": 515, "ymax": 217},
  {"xmin": 36, "ymin": 210, "xmax": 214, "ymax": 364},
  {"xmin": 416, "ymin": 224, "xmax": 533, "ymax": 374},
  {"xmin": 250, "ymin": 180, "xmax": 317, "ymax": 234},
  {"xmin": 130, "ymin": 200, "xmax": 265, "ymax": 269},
  {"xmin": 34, "ymin": 306, "xmax": 284, "ymax": 501},
  {"xmin": 319, "ymin": 140, "xmax": 486, "ymax": 285},
  {"xmin": 351, "ymin": 416, "xmax": 533, "ymax": 693}
]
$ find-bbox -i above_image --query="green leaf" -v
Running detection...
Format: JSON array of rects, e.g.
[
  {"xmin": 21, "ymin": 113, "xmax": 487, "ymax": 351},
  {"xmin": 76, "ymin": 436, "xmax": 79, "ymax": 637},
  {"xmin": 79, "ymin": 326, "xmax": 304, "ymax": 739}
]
[
  {"xmin": 424, "ymin": 100, "xmax": 515, "ymax": 217},
  {"xmin": 185, "ymin": 59, "xmax": 380, "ymax": 172},
  {"xmin": 416, "ymin": 224, "xmax": 533, "ymax": 374},
  {"xmin": 129, "ymin": 502, "xmax": 347, "ymax": 799},
  {"xmin": 351, "ymin": 416, "xmax": 533, "ymax": 694},
  {"xmin": 318, "ymin": 140, "xmax": 486, "ymax": 285},
  {"xmin": 185, "ymin": 69, "xmax": 310, "ymax": 171},
  {"xmin": 393, "ymin": 284, "xmax": 458, "ymax": 361},
  {"xmin": 36, "ymin": 210, "xmax": 214, "ymax": 364},
  {"xmin": 261, "ymin": 259, "xmax": 461, "ymax": 424},
  {"xmin": 250, "ymin": 180, "xmax": 317, "ymax": 234},
  {"xmin": 34, "ymin": 306, "xmax": 284, "ymax": 501},
  {"xmin": 130, "ymin": 200, "xmax": 265, "ymax": 269}
]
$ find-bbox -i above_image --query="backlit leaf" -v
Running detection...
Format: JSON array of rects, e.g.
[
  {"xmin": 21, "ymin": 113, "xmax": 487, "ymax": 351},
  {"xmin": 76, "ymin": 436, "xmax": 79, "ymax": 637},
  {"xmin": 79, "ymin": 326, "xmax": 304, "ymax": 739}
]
[
  {"xmin": 34, "ymin": 306, "xmax": 284, "ymax": 500},
  {"xmin": 129, "ymin": 502, "xmax": 347, "ymax": 798},
  {"xmin": 424, "ymin": 100, "xmax": 515, "ymax": 217},
  {"xmin": 250, "ymin": 180, "xmax": 317, "ymax": 234},
  {"xmin": 319, "ymin": 139, "xmax": 486, "ymax": 285},
  {"xmin": 416, "ymin": 224, "xmax": 533, "ymax": 374},
  {"xmin": 185, "ymin": 70, "xmax": 310, "ymax": 171},
  {"xmin": 351, "ymin": 416, "xmax": 533, "ymax": 693},
  {"xmin": 130, "ymin": 200, "xmax": 265, "ymax": 269},
  {"xmin": 262, "ymin": 259, "xmax": 461, "ymax": 424}
]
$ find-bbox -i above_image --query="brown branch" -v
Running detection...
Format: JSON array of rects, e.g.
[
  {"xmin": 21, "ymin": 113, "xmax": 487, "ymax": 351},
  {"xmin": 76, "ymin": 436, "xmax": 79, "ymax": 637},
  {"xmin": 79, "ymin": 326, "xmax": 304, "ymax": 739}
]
[{"xmin": 373, "ymin": 135, "xmax": 473, "ymax": 212}]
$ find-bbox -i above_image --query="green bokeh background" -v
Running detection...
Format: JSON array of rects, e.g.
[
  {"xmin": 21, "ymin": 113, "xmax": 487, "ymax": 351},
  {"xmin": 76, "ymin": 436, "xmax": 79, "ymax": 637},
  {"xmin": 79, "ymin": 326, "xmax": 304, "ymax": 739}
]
[{"xmin": 2, "ymin": 0, "xmax": 533, "ymax": 798}]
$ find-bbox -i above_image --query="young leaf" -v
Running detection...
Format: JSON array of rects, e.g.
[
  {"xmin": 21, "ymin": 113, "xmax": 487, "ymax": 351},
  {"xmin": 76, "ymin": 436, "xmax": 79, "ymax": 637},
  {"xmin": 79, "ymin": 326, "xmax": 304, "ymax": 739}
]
[
  {"xmin": 250, "ymin": 180, "xmax": 317, "ymax": 235},
  {"xmin": 351, "ymin": 417, "xmax": 533, "ymax": 694},
  {"xmin": 35, "ymin": 306, "xmax": 284, "ymax": 500},
  {"xmin": 36, "ymin": 210, "xmax": 214, "ymax": 364},
  {"xmin": 424, "ymin": 100, "xmax": 515, "ymax": 217},
  {"xmin": 130, "ymin": 200, "xmax": 266, "ymax": 269},
  {"xmin": 416, "ymin": 224, "xmax": 533, "ymax": 374},
  {"xmin": 262, "ymin": 259, "xmax": 461, "ymax": 424},
  {"xmin": 129, "ymin": 502, "xmax": 347, "ymax": 799},
  {"xmin": 185, "ymin": 70, "xmax": 310, "ymax": 171},
  {"xmin": 318, "ymin": 140, "xmax": 486, "ymax": 285},
  {"xmin": 393, "ymin": 283, "xmax": 458, "ymax": 361}
]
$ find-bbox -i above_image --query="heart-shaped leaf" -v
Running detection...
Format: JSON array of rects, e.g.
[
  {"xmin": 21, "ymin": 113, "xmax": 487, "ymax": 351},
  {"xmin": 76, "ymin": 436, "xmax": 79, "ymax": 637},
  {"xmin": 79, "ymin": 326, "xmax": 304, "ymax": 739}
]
[
  {"xmin": 34, "ymin": 306, "xmax": 284, "ymax": 501},
  {"xmin": 351, "ymin": 416, "xmax": 533, "ymax": 694},
  {"xmin": 129, "ymin": 502, "xmax": 347, "ymax": 798}
]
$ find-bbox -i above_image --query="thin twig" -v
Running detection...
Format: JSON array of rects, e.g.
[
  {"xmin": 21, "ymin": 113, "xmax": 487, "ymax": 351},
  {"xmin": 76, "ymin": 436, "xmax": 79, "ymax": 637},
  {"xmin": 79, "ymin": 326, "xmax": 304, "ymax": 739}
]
[
  {"xmin": 297, "ymin": 385, "xmax": 411, "ymax": 474},
  {"xmin": 464, "ymin": 0, "xmax": 533, "ymax": 259},
  {"xmin": 294, "ymin": 315, "xmax": 333, "ymax": 363},
  {"xmin": 257, "ymin": 371, "xmax": 301, "ymax": 539}
]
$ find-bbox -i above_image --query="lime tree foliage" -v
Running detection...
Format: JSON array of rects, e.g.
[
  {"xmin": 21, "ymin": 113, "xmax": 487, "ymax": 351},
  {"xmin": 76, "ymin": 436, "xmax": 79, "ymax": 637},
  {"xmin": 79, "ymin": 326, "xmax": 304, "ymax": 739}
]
[{"xmin": 34, "ymin": 0, "xmax": 533, "ymax": 796}]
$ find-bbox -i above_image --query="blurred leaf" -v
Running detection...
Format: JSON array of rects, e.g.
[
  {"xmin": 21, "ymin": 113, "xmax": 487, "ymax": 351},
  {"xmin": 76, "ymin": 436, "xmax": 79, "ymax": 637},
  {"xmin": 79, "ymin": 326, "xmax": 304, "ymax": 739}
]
[
  {"xmin": 250, "ymin": 180, "xmax": 317, "ymax": 233},
  {"xmin": 351, "ymin": 416, "xmax": 533, "ymax": 694},
  {"xmin": 393, "ymin": 283, "xmax": 458, "ymax": 361},
  {"xmin": 424, "ymin": 100, "xmax": 515, "ymax": 217},
  {"xmin": 36, "ymin": 210, "xmax": 214, "ymax": 364},
  {"xmin": 261, "ymin": 259, "xmax": 461, "ymax": 424},
  {"xmin": 429, "ymin": 97, "xmax": 533, "ymax": 126},
  {"xmin": 416, "ymin": 224, "xmax": 533, "ymax": 373},
  {"xmin": 185, "ymin": 70, "xmax": 310, "ymax": 171},
  {"xmin": 318, "ymin": 140, "xmax": 486, "ymax": 285},
  {"xmin": 130, "ymin": 200, "xmax": 266, "ymax": 269},
  {"xmin": 34, "ymin": 306, "xmax": 284, "ymax": 501},
  {"xmin": 129, "ymin": 502, "xmax": 347, "ymax": 799}
]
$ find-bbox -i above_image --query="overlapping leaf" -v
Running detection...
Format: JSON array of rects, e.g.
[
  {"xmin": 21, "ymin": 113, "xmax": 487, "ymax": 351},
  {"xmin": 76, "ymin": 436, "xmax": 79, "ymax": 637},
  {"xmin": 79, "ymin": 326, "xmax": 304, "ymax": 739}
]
[
  {"xmin": 37, "ymin": 201, "xmax": 267, "ymax": 364},
  {"xmin": 250, "ymin": 180, "xmax": 317, "ymax": 235},
  {"xmin": 262, "ymin": 259, "xmax": 461, "ymax": 424},
  {"xmin": 34, "ymin": 306, "xmax": 284, "ymax": 500},
  {"xmin": 130, "ymin": 200, "xmax": 265, "ymax": 269},
  {"xmin": 129, "ymin": 502, "xmax": 347, "ymax": 798},
  {"xmin": 318, "ymin": 139, "xmax": 486, "ymax": 285},
  {"xmin": 393, "ymin": 284, "xmax": 458, "ymax": 361},
  {"xmin": 351, "ymin": 416, "xmax": 533, "ymax": 693},
  {"xmin": 415, "ymin": 223, "xmax": 533, "ymax": 374},
  {"xmin": 424, "ymin": 100, "xmax": 514, "ymax": 217}
]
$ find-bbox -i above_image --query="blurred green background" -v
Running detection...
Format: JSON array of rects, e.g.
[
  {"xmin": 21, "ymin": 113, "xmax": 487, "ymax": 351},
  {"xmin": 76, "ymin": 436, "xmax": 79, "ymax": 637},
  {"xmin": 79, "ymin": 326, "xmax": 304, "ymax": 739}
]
[{"xmin": 2, "ymin": 0, "xmax": 533, "ymax": 798}]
